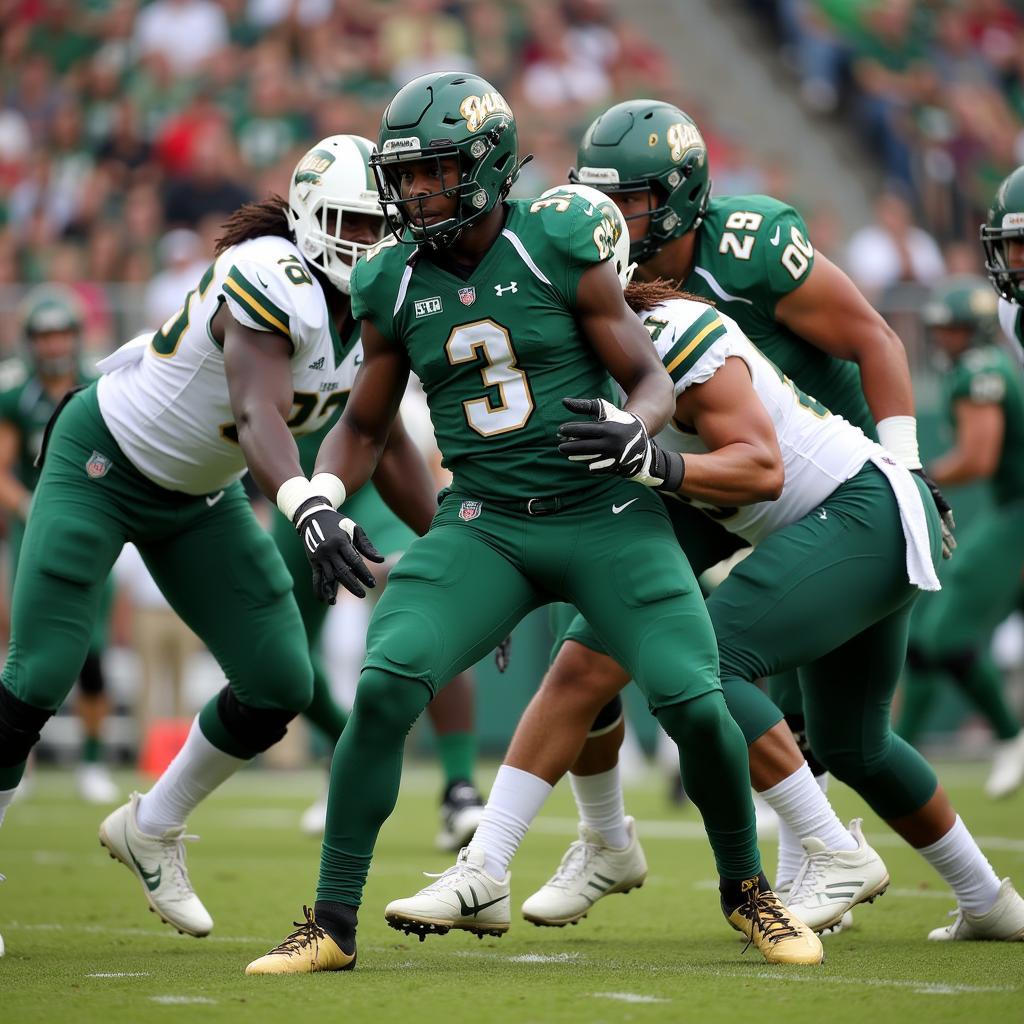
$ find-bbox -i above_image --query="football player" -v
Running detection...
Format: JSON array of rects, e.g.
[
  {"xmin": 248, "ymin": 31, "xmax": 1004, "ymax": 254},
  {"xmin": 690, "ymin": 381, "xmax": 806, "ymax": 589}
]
[
  {"xmin": 0, "ymin": 135, "xmax": 441, "ymax": 944},
  {"xmin": 982, "ymin": 164, "xmax": 1024, "ymax": 358},
  {"xmin": 431, "ymin": 194, "xmax": 1024, "ymax": 945},
  {"xmin": 247, "ymin": 73, "xmax": 822, "ymax": 974},
  {"xmin": 899, "ymin": 277, "xmax": 1024, "ymax": 799},
  {"xmin": 0, "ymin": 288, "xmax": 119, "ymax": 805}
]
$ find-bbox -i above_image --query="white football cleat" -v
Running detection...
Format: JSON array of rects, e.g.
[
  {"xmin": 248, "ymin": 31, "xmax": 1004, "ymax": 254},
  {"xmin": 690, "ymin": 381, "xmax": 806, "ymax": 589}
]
[
  {"xmin": 76, "ymin": 763, "xmax": 120, "ymax": 804},
  {"xmin": 985, "ymin": 734, "xmax": 1024, "ymax": 800},
  {"xmin": 777, "ymin": 883, "xmax": 852, "ymax": 935},
  {"xmin": 98, "ymin": 792, "xmax": 213, "ymax": 937},
  {"xmin": 300, "ymin": 793, "xmax": 327, "ymax": 837},
  {"xmin": 384, "ymin": 846, "xmax": 509, "ymax": 939},
  {"xmin": 928, "ymin": 878, "xmax": 1024, "ymax": 941},
  {"xmin": 783, "ymin": 818, "xmax": 888, "ymax": 933},
  {"xmin": 436, "ymin": 780, "xmax": 485, "ymax": 851},
  {"xmin": 521, "ymin": 817, "xmax": 647, "ymax": 927}
]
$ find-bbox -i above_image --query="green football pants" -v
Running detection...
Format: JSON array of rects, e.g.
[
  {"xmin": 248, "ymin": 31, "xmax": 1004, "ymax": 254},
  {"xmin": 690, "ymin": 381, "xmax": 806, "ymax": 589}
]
[
  {"xmin": 0, "ymin": 385, "xmax": 312, "ymax": 778},
  {"xmin": 317, "ymin": 484, "xmax": 760, "ymax": 905},
  {"xmin": 899, "ymin": 502, "xmax": 1024, "ymax": 743}
]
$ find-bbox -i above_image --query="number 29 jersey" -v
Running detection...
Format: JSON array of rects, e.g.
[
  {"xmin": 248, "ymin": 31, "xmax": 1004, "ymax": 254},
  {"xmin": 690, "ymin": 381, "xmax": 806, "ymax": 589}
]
[
  {"xmin": 97, "ymin": 235, "xmax": 359, "ymax": 496},
  {"xmin": 349, "ymin": 194, "xmax": 619, "ymax": 502}
]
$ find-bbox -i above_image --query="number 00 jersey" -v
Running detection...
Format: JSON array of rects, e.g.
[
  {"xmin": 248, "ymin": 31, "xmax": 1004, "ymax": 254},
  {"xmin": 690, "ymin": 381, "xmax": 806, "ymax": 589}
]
[
  {"xmin": 97, "ymin": 236, "xmax": 359, "ymax": 495},
  {"xmin": 643, "ymin": 296, "xmax": 876, "ymax": 545},
  {"xmin": 350, "ymin": 193, "xmax": 620, "ymax": 501}
]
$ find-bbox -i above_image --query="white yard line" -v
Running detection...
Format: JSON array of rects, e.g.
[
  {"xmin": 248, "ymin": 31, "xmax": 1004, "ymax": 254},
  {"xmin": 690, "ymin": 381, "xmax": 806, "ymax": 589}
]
[
  {"xmin": 593, "ymin": 992, "xmax": 670, "ymax": 1004},
  {"xmin": 86, "ymin": 972, "xmax": 151, "ymax": 978},
  {"xmin": 149, "ymin": 996, "xmax": 217, "ymax": 1005}
]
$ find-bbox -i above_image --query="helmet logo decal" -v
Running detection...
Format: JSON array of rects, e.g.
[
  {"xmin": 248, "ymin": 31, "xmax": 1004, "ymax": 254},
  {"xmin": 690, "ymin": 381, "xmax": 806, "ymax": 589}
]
[
  {"xmin": 577, "ymin": 166, "xmax": 620, "ymax": 185},
  {"xmin": 459, "ymin": 91, "xmax": 511, "ymax": 133},
  {"xmin": 470, "ymin": 139, "xmax": 488, "ymax": 159},
  {"xmin": 294, "ymin": 148, "xmax": 336, "ymax": 186},
  {"xmin": 471, "ymin": 190, "xmax": 488, "ymax": 208},
  {"xmin": 382, "ymin": 137, "xmax": 422, "ymax": 154},
  {"xmin": 1002, "ymin": 212, "xmax": 1024, "ymax": 229},
  {"xmin": 667, "ymin": 122, "xmax": 705, "ymax": 163}
]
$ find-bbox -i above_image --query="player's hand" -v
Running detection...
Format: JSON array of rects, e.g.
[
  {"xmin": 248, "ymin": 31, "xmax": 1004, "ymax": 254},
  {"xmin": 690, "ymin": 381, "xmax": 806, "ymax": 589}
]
[
  {"xmin": 557, "ymin": 397, "xmax": 684, "ymax": 492},
  {"xmin": 913, "ymin": 468, "xmax": 956, "ymax": 559},
  {"xmin": 293, "ymin": 496, "xmax": 384, "ymax": 603},
  {"xmin": 495, "ymin": 634, "xmax": 512, "ymax": 674}
]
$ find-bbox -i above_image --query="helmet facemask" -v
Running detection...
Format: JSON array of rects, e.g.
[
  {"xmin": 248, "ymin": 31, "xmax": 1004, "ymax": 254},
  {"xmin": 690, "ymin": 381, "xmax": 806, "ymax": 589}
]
[{"xmin": 981, "ymin": 222, "xmax": 1024, "ymax": 305}]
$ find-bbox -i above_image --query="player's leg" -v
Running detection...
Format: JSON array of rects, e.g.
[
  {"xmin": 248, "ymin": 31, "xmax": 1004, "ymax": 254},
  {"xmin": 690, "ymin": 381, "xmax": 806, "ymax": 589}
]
[
  {"xmin": 803, "ymin": 609, "xmax": 1024, "ymax": 941},
  {"xmin": 74, "ymin": 574, "xmax": 119, "ymax": 804},
  {"xmin": 99, "ymin": 483, "xmax": 313, "ymax": 937},
  {"xmin": 249, "ymin": 516, "xmax": 540, "ymax": 973}
]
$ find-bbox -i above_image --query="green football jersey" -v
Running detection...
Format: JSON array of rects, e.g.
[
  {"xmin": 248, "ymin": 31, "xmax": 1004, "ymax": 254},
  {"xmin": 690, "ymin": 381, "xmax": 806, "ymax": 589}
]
[
  {"xmin": 0, "ymin": 360, "xmax": 94, "ymax": 489},
  {"xmin": 947, "ymin": 344, "xmax": 1024, "ymax": 505},
  {"xmin": 684, "ymin": 194, "xmax": 876, "ymax": 438},
  {"xmin": 350, "ymin": 194, "xmax": 619, "ymax": 501}
]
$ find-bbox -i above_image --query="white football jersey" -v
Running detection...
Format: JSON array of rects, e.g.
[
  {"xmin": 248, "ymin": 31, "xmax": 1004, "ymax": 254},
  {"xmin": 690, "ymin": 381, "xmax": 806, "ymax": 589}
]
[
  {"xmin": 97, "ymin": 236, "xmax": 361, "ymax": 495},
  {"xmin": 641, "ymin": 297, "xmax": 876, "ymax": 545},
  {"xmin": 998, "ymin": 296, "xmax": 1024, "ymax": 367}
]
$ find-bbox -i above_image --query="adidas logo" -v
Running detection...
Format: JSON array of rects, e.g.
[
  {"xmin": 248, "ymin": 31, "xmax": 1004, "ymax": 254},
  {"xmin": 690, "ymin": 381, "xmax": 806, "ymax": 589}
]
[{"xmin": 308, "ymin": 356, "xmax": 325, "ymax": 370}]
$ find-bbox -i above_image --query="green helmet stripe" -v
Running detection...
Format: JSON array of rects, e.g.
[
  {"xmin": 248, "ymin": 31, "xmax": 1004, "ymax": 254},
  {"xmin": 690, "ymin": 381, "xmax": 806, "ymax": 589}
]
[{"xmin": 348, "ymin": 135, "xmax": 376, "ymax": 191}]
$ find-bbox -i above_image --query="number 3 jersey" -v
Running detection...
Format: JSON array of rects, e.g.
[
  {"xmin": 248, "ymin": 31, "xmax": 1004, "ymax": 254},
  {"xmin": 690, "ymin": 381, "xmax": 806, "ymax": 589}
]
[
  {"xmin": 97, "ymin": 235, "xmax": 360, "ymax": 496},
  {"xmin": 644, "ymin": 295, "xmax": 876, "ymax": 545},
  {"xmin": 349, "ymin": 194, "xmax": 619, "ymax": 501}
]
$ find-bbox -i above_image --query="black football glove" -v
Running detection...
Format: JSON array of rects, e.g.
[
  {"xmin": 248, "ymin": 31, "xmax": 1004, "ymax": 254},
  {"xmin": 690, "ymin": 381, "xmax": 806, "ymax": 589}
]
[
  {"xmin": 912, "ymin": 468, "xmax": 956, "ymax": 559},
  {"xmin": 557, "ymin": 397, "xmax": 684, "ymax": 492},
  {"xmin": 293, "ymin": 496, "xmax": 384, "ymax": 604}
]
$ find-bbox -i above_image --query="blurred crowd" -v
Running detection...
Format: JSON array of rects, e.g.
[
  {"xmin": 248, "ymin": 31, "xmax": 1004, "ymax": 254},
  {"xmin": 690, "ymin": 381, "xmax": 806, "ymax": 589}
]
[{"xmin": 750, "ymin": 0, "xmax": 1024, "ymax": 261}]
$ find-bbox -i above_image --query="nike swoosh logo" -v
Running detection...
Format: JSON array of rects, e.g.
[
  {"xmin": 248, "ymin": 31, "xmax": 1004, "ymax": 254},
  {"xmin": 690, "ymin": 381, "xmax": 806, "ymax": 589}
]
[
  {"xmin": 818, "ymin": 508, "xmax": 827, "ymax": 520},
  {"xmin": 457, "ymin": 885, "xmax": 508, "ymax": 917},
  {"xmin": 612, "ymin": 498, "xmax": 640, "ymax": 514},
  {"xmin": 125, "ymin": 830, "xmax": 162, "ymax": 892},
  {"xmin": 256, "ymin": 271, "xmax": 270, "ymax": 288},
  {"xmin": 770, "ymin": 225, "xmax": 781, "ymax": 246},
  {"xmin": 206, "ymin": 490, "xmax": 225, "ymax": 507}
]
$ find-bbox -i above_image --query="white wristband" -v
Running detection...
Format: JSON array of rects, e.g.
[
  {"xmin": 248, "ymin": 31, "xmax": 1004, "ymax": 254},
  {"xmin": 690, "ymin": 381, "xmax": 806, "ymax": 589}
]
[
  {"xmin": 276, "ymin": 476, "xmax": 317, "ymax": 522},
  {"xmin": 310, "ymin": 472, "xmax": 346, "ymax": 509},
  {"xmin": 876, "ymin": 415, "xmax": 922, "ymax": 470}
]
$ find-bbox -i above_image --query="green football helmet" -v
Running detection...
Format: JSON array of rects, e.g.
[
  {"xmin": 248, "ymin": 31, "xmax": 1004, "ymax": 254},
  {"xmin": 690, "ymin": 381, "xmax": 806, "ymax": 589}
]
[
  {"xmin": 982, "ymin": 165, "xmax": 1024, "ymax": 304},
  {"xmin": 921, "ymin": 275, "xmax": 999, "ymax": 346},
  {"xmin": 371, "ymin": 71, "xmax": 525, "ymax": 248},
  {"xmin": 569, "ymin": 99, "xmax": 711, "ymax": 263},
  {"xmin": 21, "ymin": 284, "xmax": 82, "ymax": 377}
]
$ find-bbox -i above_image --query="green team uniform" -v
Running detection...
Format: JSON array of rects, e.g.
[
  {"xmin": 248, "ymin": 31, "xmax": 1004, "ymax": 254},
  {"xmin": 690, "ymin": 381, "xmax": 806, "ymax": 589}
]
[
  {"xmin": 315, "ymin": 192, "xmax": 759, "ymax": 907},
  {"xmin": 0, "ymin": 361, "xmax": 114, "ymax": 656},
  {"xmin": 900, "ymin": 344, "xmax": 1024, "ymax": 743}
]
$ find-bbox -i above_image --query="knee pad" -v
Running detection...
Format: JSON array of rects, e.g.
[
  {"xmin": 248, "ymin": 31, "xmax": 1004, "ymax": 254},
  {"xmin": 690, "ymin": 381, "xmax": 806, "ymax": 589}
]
[
  {"xmin": 783, "ymin": 712, "xmax": 828, "ymax": 778},
  {"xmin": 77, "ymin": 651, "xmax": 105, "ymax": 696},
  {"xmin": 655, "ymin": 690, "xmax": 729, "ymax": 749},
  {"xmin": 0, "ymin": 681, "xmax": 54, "ymax": 768},
  {"xmin": 587, "ymin": 695, "xmax": 623, "ymax": 738},
  {"xmin": 215, "ymin": 685, "xmax": 296, "ymax": 755},
  {"xmin": 352, "ymin": 669, "xmax": 432, "ymax": 740}
]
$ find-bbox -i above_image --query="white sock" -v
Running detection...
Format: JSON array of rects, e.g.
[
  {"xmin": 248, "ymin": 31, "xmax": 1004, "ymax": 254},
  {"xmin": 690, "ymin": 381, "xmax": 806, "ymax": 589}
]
[
  {"xmin": 135, "ymin": 716, "xmax": 246, "ymax": 835},
  {"xmin": 467, "ymin": 764, "xmax": 552, "ymax": 879},
  {"xmin": 774, "ymin": 772, "xmax": 829, "ymax": 886},
  {"xmin": 917, "ymin": 815, "xmax": 1001, "ymax": 915},
  {"xmin": 569, "ymin": 765, "xmax": 629, "ymax": 849},
  {"xmin": 0, "ymin": 786, "xmax": 15, "ymax": 828},
  {"xmin": 761, "ymin": 763, "xmax": 856, "ymax": 879}
]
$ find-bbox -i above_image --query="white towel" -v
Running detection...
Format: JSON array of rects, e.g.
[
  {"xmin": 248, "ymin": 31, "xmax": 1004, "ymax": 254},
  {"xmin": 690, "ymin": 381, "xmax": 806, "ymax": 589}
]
[
  {"xmin": 96, "ymin": 333, "xmax": 150, "ymax": 374},
  {"xmin": 868, "ymin": 448, "xmax": 941, "ymax": 592}
]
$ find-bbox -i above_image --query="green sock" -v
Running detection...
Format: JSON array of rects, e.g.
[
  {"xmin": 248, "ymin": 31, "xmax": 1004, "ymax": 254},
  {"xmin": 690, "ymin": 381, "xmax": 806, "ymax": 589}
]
[
  {"xmin": 82, "ymin": 735, "xmax": 102, "ymax": 764},
  {"xmin": 435, "ymin": 731, "xmax": 475, "ymax": 788}
]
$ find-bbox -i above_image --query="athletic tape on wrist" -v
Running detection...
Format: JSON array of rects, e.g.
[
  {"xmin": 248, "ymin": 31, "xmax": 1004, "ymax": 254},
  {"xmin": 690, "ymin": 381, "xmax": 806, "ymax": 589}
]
[
  {"xmin": 877, "ymin": 416, "xmax": 921, "ymax": 470},
  {"xmin": 310, "ymin": 472, "xmax": 346, "ymax": 509},
  {"xmin": 276, "ymin": 476, "xmax": 317, "ymax": 522}
]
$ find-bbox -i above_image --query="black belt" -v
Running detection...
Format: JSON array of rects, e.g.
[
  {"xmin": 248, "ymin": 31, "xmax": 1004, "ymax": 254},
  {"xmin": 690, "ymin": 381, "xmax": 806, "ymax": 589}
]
[{"xmin": 521, "ymin": 496, "xmax": 563, "ymax": 516}]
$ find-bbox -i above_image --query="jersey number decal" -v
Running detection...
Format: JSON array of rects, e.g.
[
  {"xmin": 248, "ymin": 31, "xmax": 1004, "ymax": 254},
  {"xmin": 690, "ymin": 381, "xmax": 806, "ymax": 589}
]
[
  {"xmin": 781, "ymin": 227, "xmax": 814, "ymax": 280},
  {"xmin": 152, "ymin": 264, "xmax": 215, "ymax": 358},
  {"xmin": 718, "ymin": 211, "xmax": 763, "ymax": 262},
  {"xmin": 277, "ymin": 255, "xmax": 313, "ymax": 286},
  {"xmin": 220, "ymin": 390, "xmax": 347, "ymax": 445},
  {"xmin": 445, "ymin": 320, "xmax": 534, "ymax": 437}
]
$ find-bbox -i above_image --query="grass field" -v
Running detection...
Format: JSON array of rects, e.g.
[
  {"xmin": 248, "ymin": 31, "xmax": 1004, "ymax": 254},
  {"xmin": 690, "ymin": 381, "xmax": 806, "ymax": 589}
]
[{"xmin": 2, "ymin": 762, "xmax": 1022, "ymax": 1023}]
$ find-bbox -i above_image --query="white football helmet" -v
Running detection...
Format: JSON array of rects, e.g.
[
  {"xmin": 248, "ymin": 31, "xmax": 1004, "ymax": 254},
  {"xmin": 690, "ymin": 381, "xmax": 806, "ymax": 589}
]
[
  {"xmin": 539, "ymin": 183, "xmax": 636, "ymax": 288},
  {"xmin": 288, "ymin": 135, "xmax": 384, "ymax": 294}
]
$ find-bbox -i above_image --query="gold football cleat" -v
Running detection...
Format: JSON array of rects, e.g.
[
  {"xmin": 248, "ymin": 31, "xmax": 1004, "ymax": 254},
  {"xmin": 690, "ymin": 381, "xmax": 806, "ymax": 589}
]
[
  {"xmin": 727, "ymin": 878, "xmax": 824, "ymax": 965},
  {"xmin": 246, "ymin": 906, "xmax": 356, "ymax": 975}
]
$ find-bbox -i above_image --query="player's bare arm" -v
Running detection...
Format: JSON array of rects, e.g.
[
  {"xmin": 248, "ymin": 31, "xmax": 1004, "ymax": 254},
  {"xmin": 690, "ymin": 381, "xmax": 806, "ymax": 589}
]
[
  {"xmin": 927, "ymin": 399, "xmax": 1004, "ymax": 487},
  {"xmin": 313, "ymin": 316, "xmax": 411, "ymax": 495},
  {"xmin": 369, "ymin": 411, "xmax": 438, "ymax": 537},
  {"xmin": 670, "ymin": 357, "xmax": 783, "ymax": 505},
  {"xmin": 218, "ymin": 304, "xmax": 304, "ymax": 500},
  {"xmin": 0, "ymin": 420, "xmax": 31, "ymax": 519}
]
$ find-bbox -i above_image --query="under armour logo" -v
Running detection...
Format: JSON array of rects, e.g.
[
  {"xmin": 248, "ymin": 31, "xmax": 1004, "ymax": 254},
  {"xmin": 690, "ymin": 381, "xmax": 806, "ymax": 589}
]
[
  {"xmin": 308, "ymin": 356, "xmax": 325, "ymax": 370},
  {"xmin": 494, "ymin": 282, "xmax": 518, "ymax": 297}
]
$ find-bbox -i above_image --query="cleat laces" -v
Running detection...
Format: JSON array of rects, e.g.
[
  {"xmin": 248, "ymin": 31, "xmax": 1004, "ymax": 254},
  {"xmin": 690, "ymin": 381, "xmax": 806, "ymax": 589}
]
[
  {"xmin": 787, "ymin": 848, "xmax": 827, "ymax": 905},
  {"xmin": 548, "ymin": 840, "xmax": 599, "ymax": 890},
  {"xmin": 267, "ymin": 906, "xmax": 325, "ymax": 957},
  {"xmin": 164, "ymin": 830, "xmax": 200, "ymax": 896},
  {"xmin": 738, "ymin": 879, "xmax": 802, "ymax": 954},
  {"xmin": 419, "ymin": 858, "xmax": 480, "ymax": 894}
]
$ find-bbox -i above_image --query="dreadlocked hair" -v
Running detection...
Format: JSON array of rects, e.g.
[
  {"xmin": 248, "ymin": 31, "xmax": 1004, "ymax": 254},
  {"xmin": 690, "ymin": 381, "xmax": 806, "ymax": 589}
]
[
  {"xmin": 214, "ymin": 194, "xmax": 292, "ymax": 255},
  {"xmin": 624, "ymin": 278, "xmax": 715, "ymax": 316}
]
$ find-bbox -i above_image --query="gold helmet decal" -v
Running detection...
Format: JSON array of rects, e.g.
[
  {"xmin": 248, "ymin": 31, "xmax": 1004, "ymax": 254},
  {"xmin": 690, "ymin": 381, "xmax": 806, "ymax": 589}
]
[
  {"xmin": 667, "ymin": 122, "xmax": 705, "ymax": 163},
  {"xmin": 459, "ymin": 91, "xmax": 512, "ymax": 133},
  {"xmin": 294, "ymin": 148, "xmax": 336, "ymax": 186}
]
